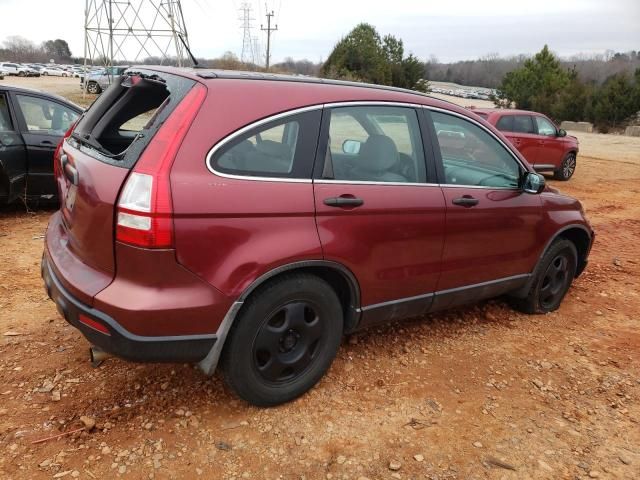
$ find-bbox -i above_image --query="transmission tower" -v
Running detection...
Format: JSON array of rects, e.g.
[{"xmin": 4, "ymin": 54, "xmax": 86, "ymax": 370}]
[
  {"xmin": 83, "ymin": 0, "xmax": 191, "ymax": 69},
  {"xmin": 239, "ymin": 2, "xmax": 256, "ymax": 65}
]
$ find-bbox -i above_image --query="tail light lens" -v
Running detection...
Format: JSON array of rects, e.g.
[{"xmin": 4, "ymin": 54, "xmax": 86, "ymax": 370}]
[{"xmin": 115, "ymin": 83, "xmax": 206, "ymax": 249}]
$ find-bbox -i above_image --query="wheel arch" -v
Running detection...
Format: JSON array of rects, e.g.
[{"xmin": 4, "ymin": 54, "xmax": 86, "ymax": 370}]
[
  {"xmin": 198, "ymin": 260, "xmax": 362, "ymax": 376},
  {"xmin": 555, "ymin": 225, "xmax": 591, "ymax": 276},
  {"xmin": 237, "ymin": 260, "xmax": 362, "ymax": 332},
  {"xmin": 511, "ymin": 224, "xmax": 592, "ymax": 299},
  {"xmin": 565, "ymin": 149, "xmax": 578, "ymax": 158}
]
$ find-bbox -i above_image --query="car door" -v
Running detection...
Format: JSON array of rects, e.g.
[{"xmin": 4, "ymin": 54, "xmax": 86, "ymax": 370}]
[
  {"xmin": 0, "ymin": 92, "xmax": 27, "ymax": 203},
  {"xmin": 533, "ymin": 115, "xmax": 565, "ymax": 170},
  {"xmin": 313, "ymin": 104, "xmax": 446, "ymax": 327},
  {"xmin": 427, "ymin": 109, "xmax": 544, "ymax": 310},
  {"xmin": 496, "ymin": 114, "xmax": 538, "ymax": 164},
  {"xmin": 13, "ymin": 93, "xmax": 80, "ymax": 199}
]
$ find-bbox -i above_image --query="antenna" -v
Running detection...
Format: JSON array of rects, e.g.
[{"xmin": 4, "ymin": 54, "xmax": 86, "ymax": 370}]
[
  {"xmin": 239, "ymin": 2, "xmax": 256, "ymax": 65},
  {"xmin": 261, "ymin": 9, "xmax": 278, "ymax": 70},
  {"xmin": 83, "ymin": 0, "xmax": 191, "ymax": 69}
]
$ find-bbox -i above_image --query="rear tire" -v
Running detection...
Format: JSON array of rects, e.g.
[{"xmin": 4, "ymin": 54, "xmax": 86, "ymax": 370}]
[
  {"xmin": 511, "ymin": 239, "xmax": 577, "ymax": 314},
  {"xmin": 222, "ymin": 274, "xmax": 343, "ymax": 406},
  {"xmin": 554, "ymin": 153, "xmax": 577, "ymax": 181},
  {"xmin": 86, "ymin": 82, "xmax": 101, "ymax": 94}
]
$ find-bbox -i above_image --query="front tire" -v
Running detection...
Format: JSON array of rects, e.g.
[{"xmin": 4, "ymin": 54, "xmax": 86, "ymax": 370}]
[
  {"xmin": 511, "ymin": 239, "xmax": 577, "ymax": 314},
  {"xmin": 554, "ymin": 153, "xmax": 577, "ymax": 181},
  {"xmin": 222, "ymin": 274, "xmax": 343, "ymax": 406}
]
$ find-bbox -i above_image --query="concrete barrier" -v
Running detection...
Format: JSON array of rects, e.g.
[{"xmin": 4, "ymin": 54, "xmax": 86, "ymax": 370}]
[
  {"xmin": 624, "ymin": 126, "xmax": 640, "ymax": 137},
  {"xmin": 560, "ymin": 121, "xmax": 594, "ymax": 133}
]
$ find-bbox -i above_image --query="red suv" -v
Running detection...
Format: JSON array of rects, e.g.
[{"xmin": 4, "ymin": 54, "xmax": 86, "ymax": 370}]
[
  {"xmin": 42, "ymin": 68, "xmax": 594, "ymax": 406},
  {"xmin": 472, "ymin": 109, "xmax": 579, "ymax": 181}
]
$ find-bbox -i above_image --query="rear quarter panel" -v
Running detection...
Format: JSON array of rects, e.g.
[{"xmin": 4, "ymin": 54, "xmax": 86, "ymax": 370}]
[{"xmin": 170, "ymin": 81, "xmax": 325, "ymax": 298}]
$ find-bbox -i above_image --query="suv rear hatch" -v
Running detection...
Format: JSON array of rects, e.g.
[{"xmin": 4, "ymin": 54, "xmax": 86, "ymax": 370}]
[{"xmin": 49, "ymin": 68, "xmax": 201, "ymax": 305}]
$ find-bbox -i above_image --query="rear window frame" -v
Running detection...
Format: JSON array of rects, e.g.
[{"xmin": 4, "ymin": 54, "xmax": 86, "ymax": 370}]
[{"xmin": 70, "ymin": 68, "xmax": 197, "ymax": 169}]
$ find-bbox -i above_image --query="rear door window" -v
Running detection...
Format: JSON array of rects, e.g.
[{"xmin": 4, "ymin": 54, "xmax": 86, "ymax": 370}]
[
  {"xmin": 512, "ymin": 115, "xmax": 535, "ymax": 134},
  {"xmin": 495, "ymin": 115, "xmax": 513, "ymax": 132},
  {"xmin": 15, "ymin": 95, "xmax": 79, "ymax": 135},
  {"xmin": 210, "ymin": 110, "xmax": 322, "ymax": 179}
]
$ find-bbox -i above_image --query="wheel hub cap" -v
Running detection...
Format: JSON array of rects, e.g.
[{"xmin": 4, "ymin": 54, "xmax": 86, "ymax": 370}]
[
  {"xmin": 280, "ymin": 329, "xmax": 299, "ymax": 352},
  {"xmin": 252, "ymin": 301, "xmax": 323, "ymax": 383}
]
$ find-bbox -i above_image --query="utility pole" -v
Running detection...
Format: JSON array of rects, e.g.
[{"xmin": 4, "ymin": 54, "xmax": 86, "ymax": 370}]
[{"xmin": 261, "ymin": 10, "xmax": 278, "ymax": 70}]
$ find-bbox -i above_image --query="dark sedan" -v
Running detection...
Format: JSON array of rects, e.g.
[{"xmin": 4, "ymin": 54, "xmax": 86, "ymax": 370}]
[{"xmin": 0, "ymin": 85, "xmax": 82, "ymax": 204}]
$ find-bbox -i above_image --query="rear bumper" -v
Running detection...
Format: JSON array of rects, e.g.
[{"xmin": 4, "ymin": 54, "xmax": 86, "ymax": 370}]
[{"xmin": 42, "ymin": 253, "xmax": 216, "ymax": 363}]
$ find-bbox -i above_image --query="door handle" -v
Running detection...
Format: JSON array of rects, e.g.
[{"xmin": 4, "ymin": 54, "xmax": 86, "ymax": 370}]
[
  {"xmin": 39, "ymin": 140, "xmax": 54, "ymax": 146},
  {"xmin": 452, "ymin": 196, "xmax": 479, "ymax": 207},
  {"xmin": 60, "ymin": 154, "xmax": 78, "ymax": 186},
  {"xmin": 324, "ymin": 196, "xmax": 364, "ymax": 208}
]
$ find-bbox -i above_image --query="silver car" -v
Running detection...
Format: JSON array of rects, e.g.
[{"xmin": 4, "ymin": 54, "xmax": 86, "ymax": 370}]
[{"xmin": 81, "ymin": 66, "xmax": 129, "ymax": 94}]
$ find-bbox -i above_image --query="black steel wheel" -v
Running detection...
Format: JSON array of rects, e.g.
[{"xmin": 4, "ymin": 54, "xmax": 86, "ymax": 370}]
[
  {"xmin": 511, "ymin": 239, "xmax": 577, "ymax": 314},
  {"xmin": 222, "ymin": 274, "xmax": 343, "ymax": 406},
  {"xmin": 539, "ymin": 253, "xmax": 570, "ymax": 309},
  {"xmin": 554, "ymin": 153, "xmax": 577, "ymax": 181},
  {"xmin": 252, "ymin": 301, "xmax": 325, "ymax": 383}
]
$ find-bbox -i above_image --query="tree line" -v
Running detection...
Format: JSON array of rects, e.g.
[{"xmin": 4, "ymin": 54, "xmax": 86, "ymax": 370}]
[
  {"xmin": 425, "ymin": 50, "xmax": 640, "ymax": 89},
  {"xmin": 495, "ymin": 46, "xmax": 640, "ymax": 132},
  {"xmin": 0, "ymin": 36, "xmax": 73, "ymax": 63},
  {"xmin": 3, "ymin": 32, "xmax": 639, "ymax": 130}
]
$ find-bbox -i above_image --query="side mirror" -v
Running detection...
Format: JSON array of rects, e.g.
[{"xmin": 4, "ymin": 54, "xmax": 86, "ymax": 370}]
[
  {"xmin": 522, "ymin": 171, "xmax": 546, "ymax": 194},
  {"xmin": 557, "ymin": 129, "xmax": 567, "ymax": 137},
  {"xmin": 342, "ymin": 139, "xmax": 362, "ymax": 155}
]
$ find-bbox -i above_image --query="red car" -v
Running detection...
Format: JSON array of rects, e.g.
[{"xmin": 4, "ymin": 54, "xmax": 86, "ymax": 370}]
[
  {"xmin": 42, "ymin": 67, "xmax": 594, "ymax": 406},
  {"xmin": 472, "ymin": 109, "xmax": 579, "ymax": 181}
]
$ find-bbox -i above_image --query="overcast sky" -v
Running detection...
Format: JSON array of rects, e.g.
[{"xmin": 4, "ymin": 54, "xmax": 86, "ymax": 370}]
[{"xmin": 0, "ymin": 0, "xmax": 638, "ymax": 63}]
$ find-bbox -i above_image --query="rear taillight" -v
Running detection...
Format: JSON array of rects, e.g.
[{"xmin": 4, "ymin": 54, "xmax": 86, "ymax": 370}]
[{"xmin": 115, "ymin": 83, "xmax": 206, "ymax": 249}]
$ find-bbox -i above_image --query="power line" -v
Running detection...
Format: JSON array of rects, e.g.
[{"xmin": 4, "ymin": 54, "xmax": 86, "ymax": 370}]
[{"xmin": 260, "ymin": 9, "xmax": 278, "ymax": 70}]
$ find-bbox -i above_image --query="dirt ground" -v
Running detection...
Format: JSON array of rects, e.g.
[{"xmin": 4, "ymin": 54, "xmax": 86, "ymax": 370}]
[{"xmin": 1, "ymin": 76, "xmax": 640, "ymax": 480}]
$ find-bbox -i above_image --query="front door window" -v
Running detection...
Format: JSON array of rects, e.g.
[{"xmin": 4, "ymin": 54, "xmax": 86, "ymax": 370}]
[{"xmin": 431, "ymin": 111, "xmax": 521, "ymax": 188}]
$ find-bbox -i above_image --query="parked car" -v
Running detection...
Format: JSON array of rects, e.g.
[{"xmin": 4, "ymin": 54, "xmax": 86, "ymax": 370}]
[
  {"xmin": 40, "ymin": 66, "xmax": 68, "ymax": 77},
  {"xmin": 0, "ymin": 62, "xmax": 31, "ymax": 76},
  {"xmin": 70, "ymin": 67, "xmax": 87, "ymax": 78},
  {"xmin": 22, "ymin": 65, "xmax": 41, "ymax": 77},
  {"xmin": 81, "ymin": 66, "xmax": 129, "ymax": 94},
  {"xmin": 42, "ymin": 67, "xmax": 594, "ymax": 406},
  {"xmin": 472, "ymin": 108, "xmax": 579, "ymax": 180},
  {"xmin": 0, "ymin": 85, "xmax": 82, "ymax": 204},
  {"xmin": 0, "ymin": 66, "xmax": 8, "ymax": 80}
]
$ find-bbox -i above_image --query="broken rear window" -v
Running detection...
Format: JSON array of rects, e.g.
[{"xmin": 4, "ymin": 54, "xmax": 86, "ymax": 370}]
[{"xmin": 71, "ymin": 69, "xmax": 196, "ymax": 167}]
